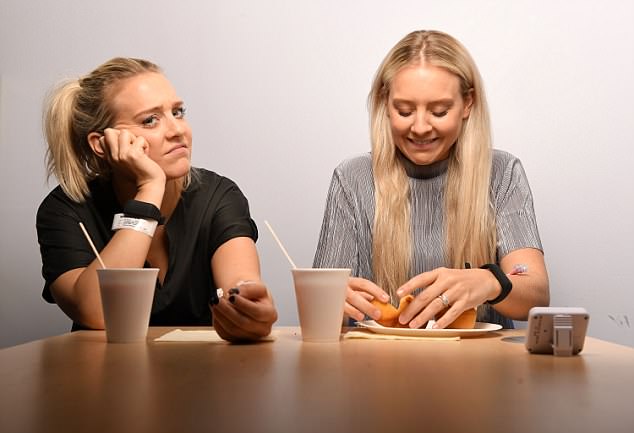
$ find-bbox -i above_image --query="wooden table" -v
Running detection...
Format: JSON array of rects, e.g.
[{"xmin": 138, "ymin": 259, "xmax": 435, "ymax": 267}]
[{"xmin": 1, "ymin": 327, "xmax": 633, "ymax": 433}]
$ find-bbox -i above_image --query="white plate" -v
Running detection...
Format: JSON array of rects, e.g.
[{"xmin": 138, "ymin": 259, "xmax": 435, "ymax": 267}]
[{"xmin": 356, "ymin": 320, "xmax": 502, "ymax": 338}]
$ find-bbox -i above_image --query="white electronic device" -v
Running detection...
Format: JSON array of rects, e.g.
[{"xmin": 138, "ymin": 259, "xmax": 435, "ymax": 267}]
[{"xmin": 525, "ymin": 307, "xmax": 589, "ymax": 356}]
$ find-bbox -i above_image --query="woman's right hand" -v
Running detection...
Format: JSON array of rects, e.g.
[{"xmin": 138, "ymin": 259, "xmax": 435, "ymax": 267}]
[
  {"xmin": 100, "ymin": 128, "xmax": 166, "ymax": 192},
  {"xmin": 344, "ymin": 277, "xmax": 391, "ymax": 322}
]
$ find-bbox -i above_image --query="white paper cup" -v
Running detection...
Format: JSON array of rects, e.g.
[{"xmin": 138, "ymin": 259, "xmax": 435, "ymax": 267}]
[
  {"xmin": 97, "ymin": 268, "xmax": 158, "ymax": 343},
  {"xmin": 291, "ymin": 268, "xmax": 351, "ymax": 342}
]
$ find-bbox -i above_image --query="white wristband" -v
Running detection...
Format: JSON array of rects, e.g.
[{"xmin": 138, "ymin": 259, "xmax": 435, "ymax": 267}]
[{"xmin": 111, "ymin": 213, "xmax": 158, "ymax": 237}]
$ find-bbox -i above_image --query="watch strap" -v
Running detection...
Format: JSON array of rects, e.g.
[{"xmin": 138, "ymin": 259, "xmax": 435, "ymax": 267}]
[
  {"xmin": 123, "ymin": 200, "xmax": 165, "ymax": 225},
  {"xmin": 481, "ymin": 263, "xmax": 513, "ymax": 305}
]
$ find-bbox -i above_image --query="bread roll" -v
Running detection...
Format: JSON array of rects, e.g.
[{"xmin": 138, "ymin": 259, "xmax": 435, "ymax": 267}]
[
  {"xmin": 372, "ymin": 295, "xmax": 477, "ymax": 329},
  {"xmin": 436, "ymin": 307, "xmax": 477, "ymax": 329},
  {"xmin": 371, "ymin": 295, "xmax": 414, "ymax": 328}
]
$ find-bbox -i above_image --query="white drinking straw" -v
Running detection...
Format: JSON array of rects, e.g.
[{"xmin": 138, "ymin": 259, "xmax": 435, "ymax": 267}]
[
  {"xmin": 263, "ymin": 220, "xmax": 297, "ymax": 269},
  {"xmin": 78, "ymin": 222, "xmax": 107, "ymax": 269}
]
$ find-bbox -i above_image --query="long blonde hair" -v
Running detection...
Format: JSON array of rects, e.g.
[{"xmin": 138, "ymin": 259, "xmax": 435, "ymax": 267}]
[
  {"xmin": 43, "ymin": 58, "xmax": 162, "ymax": 202},
  {"xmin": 369, "ymin": 30, "xmax": 496, "ymax": 298}
]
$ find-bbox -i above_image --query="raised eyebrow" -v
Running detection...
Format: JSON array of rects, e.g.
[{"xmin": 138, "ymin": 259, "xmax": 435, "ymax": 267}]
[{"xmin": 133, "ymin": 101, "xmax": 185, "ymax": 118}]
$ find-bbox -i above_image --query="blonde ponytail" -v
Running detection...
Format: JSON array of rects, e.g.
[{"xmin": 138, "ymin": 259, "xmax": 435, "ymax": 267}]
[
  {"xmin": 44, "ymin": 80, "xmax": 89, "ymax": 202},
  {"xmin": 42, "ymin": 57, "xmax": 161, "ymax": 202}
]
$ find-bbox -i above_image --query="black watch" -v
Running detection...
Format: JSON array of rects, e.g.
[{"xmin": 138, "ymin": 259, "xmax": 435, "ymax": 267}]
[
  {"xmin": 123, "ymin": 200, "xmax": 165, "ymax": 225},
  {"xmin": 480, "ymin": 263, "xmax": 512, "ymax": 304}
]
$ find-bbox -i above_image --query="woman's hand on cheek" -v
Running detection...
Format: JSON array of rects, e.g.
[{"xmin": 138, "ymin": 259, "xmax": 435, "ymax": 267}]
[{"xmin": 102, "ymin": 128, "xmax": 165, "ymax": 189}]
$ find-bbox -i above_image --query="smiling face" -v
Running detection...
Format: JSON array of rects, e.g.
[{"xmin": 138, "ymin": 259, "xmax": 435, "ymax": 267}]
[
  {"xmin": 388, "ymin": 62, "xmax": 473, "ymax": 166},
  {"xmin": 109, "ymin": 72, "xmax": 192, "ymax": 180}
]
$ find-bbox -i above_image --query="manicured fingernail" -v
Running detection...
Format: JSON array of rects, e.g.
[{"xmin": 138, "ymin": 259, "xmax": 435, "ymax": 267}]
[
  {"xmin": 229, "ymin": 295, "xmax": 236, "ymax": 304},
  {"xmin": 381, "ymin": 293, "xmax": 389, "ymax": 302},
  {"xmin": 396, "ymin": 289, "xmax": 404, "ymax": 297},
  {"xmin": 229, "ymin": 288, "xmax": 239, "ymax": 295}
]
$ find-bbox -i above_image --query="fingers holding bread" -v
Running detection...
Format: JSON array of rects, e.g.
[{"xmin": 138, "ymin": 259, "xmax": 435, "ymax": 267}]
[
  {"xmin": 346, "ymin": 277, "xmax": 390, "ymax": 322},
  {"xmin": 371, "ymin": 295, "xmax": 414, "ymax": 328},
  {"xmin": 372, "ymin": 294, "xmax": 477, "ymax": 329}
]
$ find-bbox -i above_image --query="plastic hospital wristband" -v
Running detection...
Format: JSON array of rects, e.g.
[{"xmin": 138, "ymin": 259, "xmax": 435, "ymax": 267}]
[{"xmin": 111, "ymin": 213, "xmax": 158, "ymax": 237}]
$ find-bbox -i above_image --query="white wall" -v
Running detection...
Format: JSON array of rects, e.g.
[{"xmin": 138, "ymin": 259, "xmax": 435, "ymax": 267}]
[{"xmin": 1, "ymin": 0, "xmax": 633, "ymax": 348}]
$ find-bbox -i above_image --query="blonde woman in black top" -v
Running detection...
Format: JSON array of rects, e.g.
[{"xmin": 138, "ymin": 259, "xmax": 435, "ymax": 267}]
[{"xmin": 37, "ymin": 58, "xmax": 277, "ymax": 341}]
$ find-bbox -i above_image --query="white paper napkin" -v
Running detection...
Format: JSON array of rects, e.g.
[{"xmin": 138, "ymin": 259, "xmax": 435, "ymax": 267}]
[{"xmin": 154, "ymin": 329, "xmax": 277, "ymax": 342}]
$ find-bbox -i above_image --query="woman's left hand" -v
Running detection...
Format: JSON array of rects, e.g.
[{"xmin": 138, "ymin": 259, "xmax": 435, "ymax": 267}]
[
  {"xmin": 396, "ymin": 267, "xmax": 500, "ymax": 329},
  {"xmin": 211, "ymin": 281, "xmax": 278, "ymax": 342}
]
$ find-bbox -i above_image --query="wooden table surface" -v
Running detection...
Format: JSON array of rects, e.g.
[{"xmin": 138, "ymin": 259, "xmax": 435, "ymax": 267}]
[{"xmin": 1, "ymin": 327, "xmax": 633, "ymax": 433}]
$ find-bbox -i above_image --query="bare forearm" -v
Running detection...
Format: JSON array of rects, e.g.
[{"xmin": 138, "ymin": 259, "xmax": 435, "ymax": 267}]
[
  {"xmin": 210, "ymin": 237, "xmax": 278, "ymax": 341},
  {"xmin": 51, "ymin": 228, "xmax": 154, "ymax": 328},
  {"xmin": 211, "ymin": 237, "xmax": 262, "ymax": 289},
  {"xmin": 492, "ymin": 249, "xmax": 550, "ymax": 320},
  {"xmin": 491, "ymin": 274, "xmax": 549, "ymax": 320}
]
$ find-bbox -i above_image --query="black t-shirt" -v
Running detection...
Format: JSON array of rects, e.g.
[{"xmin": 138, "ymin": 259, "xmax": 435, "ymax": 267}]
[{"xmin": 36, "ymin": 168, "xmax": 258, "ymax": 329}]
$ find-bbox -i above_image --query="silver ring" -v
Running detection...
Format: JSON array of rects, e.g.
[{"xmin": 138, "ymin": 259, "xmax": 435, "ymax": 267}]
[{"xmin": 437, "ymin": 293, "xmax": 450, "ymax": 308}]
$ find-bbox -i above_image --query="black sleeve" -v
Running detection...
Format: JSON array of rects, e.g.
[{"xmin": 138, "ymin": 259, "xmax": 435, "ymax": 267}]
[
  {"xmin": 36, "ymin": 185, "xmax": 116, "ymax": 303},
  {"xmin": 205, "ymin": 177, "xmax": 258, "ymax": 259}
]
